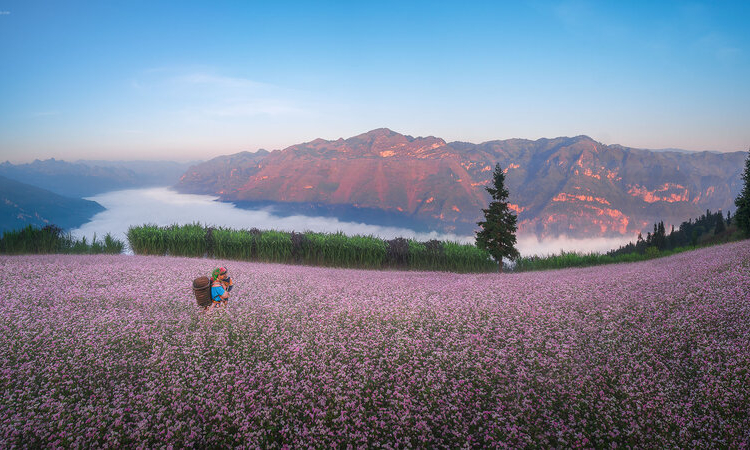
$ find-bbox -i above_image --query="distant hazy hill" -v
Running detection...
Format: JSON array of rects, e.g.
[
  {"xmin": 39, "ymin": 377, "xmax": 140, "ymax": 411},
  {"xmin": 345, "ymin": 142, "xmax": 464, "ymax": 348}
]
[
  {"xmin": 175, "ymin": 129, "xmax": 746, "ymax": 238},
  {"xmin": 0, "ymin": 159, "xmax": 197, "ymax": 198},
  {"xmin": 0, "ymin": 175, "xmax": 105, "ymax": 232}
]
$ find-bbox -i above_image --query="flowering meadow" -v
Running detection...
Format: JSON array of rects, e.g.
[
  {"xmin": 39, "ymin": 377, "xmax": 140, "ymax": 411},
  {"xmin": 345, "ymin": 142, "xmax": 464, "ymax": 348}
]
[{"xmin": 1, "ymin": 241, "xmax": 749, "ymax": 448}]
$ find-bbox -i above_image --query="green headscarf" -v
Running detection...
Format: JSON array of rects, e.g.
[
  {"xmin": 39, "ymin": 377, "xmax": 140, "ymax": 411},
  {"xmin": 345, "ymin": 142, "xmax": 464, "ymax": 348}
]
[{"xmin": 212, "ymin": 267, "xmax": 227, "ymax": 280}]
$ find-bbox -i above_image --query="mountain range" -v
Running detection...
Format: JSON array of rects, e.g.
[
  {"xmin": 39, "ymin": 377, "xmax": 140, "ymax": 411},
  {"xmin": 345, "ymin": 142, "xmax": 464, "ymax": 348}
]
[
  {"xmin": 175, "ymin": 128, "xmax": 746, "ymax": 238},
  {"xmin": 0, "ymin": 159, "xmax": 195, "ymax": 198},
  {"xmin": 0, "ymin": 159, "xmax": 197, "ymax": 233}
]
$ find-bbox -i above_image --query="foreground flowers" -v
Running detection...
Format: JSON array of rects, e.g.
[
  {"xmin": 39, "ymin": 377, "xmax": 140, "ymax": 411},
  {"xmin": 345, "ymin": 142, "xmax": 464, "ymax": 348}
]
[{"xmin": 1, "ymin": 241, "xmax": 749, "ymax": 447}]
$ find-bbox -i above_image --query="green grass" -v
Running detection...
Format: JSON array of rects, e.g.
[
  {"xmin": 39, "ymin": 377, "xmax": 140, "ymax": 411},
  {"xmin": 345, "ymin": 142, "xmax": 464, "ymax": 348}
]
[
  {"xmin": 0, "ymin": 225, "xmax": 124, "ymax": 255},
  {"xmin": 257, "ymin": 230, "xmax": 292, "ymax": 263},
  {"xmin": 126, "ymin": 223, "xmax": 496, "ymax": 273},
  {"xmin": 126, "ymin": 223, "xmax": 207, "ymax": 257},
  {"xmin": 212, "ymin": 228, "xmax": 254, "ymax": 260},
  {"xmin": 168, "ymin": 223, "xmax": 208, "ymax": 257}
]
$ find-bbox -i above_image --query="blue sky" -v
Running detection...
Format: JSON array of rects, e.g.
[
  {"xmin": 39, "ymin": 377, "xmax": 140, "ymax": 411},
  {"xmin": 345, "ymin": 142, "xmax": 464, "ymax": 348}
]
[{"xmin": 1, "ymin": 1, "xmax": 749, "ymax": 162}]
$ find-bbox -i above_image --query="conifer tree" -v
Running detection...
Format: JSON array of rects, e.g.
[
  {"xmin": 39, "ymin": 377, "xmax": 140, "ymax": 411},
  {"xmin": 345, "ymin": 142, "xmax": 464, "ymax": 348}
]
[
  {"xmin": 736, "ymin": 150, "xmax": 750, "ymax": 237},
  {"xmin": 476, "ymin": 163, "xmax": 520, "ymax": 268},
  {"xmin": 714, "ymin": 211, "xmax": 726, "ymax": 235}
]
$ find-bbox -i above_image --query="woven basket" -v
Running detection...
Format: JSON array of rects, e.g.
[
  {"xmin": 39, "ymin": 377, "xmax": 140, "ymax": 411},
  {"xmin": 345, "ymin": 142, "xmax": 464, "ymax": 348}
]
[{"xmin": 192, "ymin": 276, "xmax": 212, "ymax": 307}]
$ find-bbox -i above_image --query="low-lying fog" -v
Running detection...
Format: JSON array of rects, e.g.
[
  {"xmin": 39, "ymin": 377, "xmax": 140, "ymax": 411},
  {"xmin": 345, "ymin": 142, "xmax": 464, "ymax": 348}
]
[{"xmin": 71, "ymin": 188, "xmax": 635, "ymax": 257}]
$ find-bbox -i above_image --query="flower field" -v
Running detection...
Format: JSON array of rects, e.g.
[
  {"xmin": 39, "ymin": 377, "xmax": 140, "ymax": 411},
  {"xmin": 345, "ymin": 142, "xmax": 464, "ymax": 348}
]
[{"xmin": 1, "ymin": 241, "xmax": 749, "ymax": 447}]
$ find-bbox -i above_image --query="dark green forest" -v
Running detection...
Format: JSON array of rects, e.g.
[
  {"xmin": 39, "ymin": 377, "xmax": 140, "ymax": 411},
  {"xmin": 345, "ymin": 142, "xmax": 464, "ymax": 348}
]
[{"xmin": 608, "ymin": 209, "xmax": 736, "ymax": 258}]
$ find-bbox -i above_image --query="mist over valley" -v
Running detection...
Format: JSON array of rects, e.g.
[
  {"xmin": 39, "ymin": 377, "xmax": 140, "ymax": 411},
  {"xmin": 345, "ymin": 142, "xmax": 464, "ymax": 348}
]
[{"xmin": 68, "ymin": 187, "xmax": 635, "ymax": 257}]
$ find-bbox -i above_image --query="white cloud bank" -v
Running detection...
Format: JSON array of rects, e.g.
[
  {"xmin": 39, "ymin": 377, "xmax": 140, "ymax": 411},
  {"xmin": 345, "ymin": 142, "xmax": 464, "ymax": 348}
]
[
  {"xmin": 71, "ymin": 188, "xmax": 474, "ymax": 253},
  {"xmin": 515, "ymin": 235, "xmax": 636, "ymax": 257}
]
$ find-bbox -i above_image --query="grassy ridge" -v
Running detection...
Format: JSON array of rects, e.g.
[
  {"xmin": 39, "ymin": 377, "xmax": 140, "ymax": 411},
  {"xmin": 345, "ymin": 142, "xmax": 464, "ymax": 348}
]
[
  {"xmin": 127, "ymin": 223, "xmax": 497, "ymax": 273},
  {"xmin": 0, "ymin": 225, "xmax": 124, "ymax": 255},
  {"xmin": 513, "ymin": 226, "xmax": 745, "ymax": 272},
  {"xmin": 513, "ymin": 248, "xmax": 676, "ymax": 272}
]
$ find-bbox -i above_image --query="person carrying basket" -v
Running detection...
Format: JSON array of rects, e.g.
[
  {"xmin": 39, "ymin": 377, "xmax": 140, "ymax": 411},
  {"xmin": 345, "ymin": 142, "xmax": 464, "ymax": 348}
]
[{"xmin": 209, "ymin": 266, "xmax": 234, "ymax": 309}]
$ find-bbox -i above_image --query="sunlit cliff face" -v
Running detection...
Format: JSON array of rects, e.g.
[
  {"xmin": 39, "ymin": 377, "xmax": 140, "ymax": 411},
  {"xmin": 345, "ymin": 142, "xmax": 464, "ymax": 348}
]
[
  {"xmin": 627, "ymin": 183, "xmax": 690, "ymax": 203},
  {"xmin": 175, "ymin": 130, "xmax": 745, "ymax": 238}
]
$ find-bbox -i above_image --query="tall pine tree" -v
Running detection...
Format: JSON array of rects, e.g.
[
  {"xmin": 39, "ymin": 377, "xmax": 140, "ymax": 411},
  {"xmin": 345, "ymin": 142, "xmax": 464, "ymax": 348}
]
[
  {"xmin": 476, "ymin": 163, "xmax": 520, "ymax": 269},
  {"xmin": 735, "ymin": 150, "xmax": 750, "ymax": 237}
]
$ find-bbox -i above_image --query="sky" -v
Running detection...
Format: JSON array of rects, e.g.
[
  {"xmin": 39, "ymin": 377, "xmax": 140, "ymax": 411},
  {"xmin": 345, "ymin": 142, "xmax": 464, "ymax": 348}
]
[{"xmin": 1, "ymin": 0, "xmax": 749, "ymax": 163}]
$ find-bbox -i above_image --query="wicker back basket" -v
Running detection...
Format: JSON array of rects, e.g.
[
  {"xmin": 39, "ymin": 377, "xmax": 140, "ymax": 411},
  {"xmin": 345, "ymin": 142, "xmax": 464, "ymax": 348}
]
[{"xmin": 192, "ymin": 276, "xmax": 213, "ymax": 307}]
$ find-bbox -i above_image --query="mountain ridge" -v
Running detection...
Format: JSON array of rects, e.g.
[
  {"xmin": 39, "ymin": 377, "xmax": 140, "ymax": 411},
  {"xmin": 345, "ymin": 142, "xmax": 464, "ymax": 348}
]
[
  {"xmin": 0, "ymin": 159, "xmax": 196, "ymax": 198},
  {"xmin": 174, "ymin": 129, "xmax": 746, "ymax": 238},
  {"xmin": 0, "ymin": 175, "xmax": 105, "ymax": 232}
]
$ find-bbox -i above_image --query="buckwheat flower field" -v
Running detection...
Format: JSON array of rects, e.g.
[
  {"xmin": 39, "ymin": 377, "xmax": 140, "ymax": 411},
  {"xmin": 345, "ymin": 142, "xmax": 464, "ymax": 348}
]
[{"xmin": 1, "ymin": 241, "xmax": 749, "ymax": 448}]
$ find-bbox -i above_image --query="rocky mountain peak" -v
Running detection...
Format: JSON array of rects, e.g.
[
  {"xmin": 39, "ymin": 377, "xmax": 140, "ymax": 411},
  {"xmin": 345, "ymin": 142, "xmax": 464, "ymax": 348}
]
[{"xmin": 345, "ymin": 129, "xmax": 446, "ymax": 156}]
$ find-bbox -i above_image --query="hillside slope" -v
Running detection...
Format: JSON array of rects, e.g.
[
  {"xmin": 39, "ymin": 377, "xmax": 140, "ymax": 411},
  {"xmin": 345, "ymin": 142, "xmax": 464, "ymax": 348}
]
[{"xmin": 0, "ymin": 175, "xmax": 104, "ymax": 232}]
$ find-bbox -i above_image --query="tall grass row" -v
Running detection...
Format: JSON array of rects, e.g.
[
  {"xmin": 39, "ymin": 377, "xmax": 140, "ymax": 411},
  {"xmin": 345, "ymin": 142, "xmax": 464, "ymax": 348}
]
[
  {"xmin": 257, "ymin": 230, "xmax": 293, "ymax": 263},
  {"xmin": 0, "ymin": 225, "xmax": 124, "ymax": 255},
  {"xmin": 212, "ymin": 228, "xmax": 254, "ymax": 260},
  {"xmin": 126, "ymin": 224, "xmax": 496, "ymax": 273}
]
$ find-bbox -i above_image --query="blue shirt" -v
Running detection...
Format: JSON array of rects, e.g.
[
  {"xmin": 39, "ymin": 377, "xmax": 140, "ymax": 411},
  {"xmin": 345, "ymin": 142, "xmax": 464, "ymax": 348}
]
[{"xmin": 211, "ymin": 285, "xmax": 226, "ymax": 302}]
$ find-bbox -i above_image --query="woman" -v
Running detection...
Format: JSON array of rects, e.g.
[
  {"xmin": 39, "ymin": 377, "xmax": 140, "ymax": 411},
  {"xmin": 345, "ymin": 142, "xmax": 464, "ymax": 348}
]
[{"xmin": 209, "ymin": 266, "xmax": 233, "ymax": 309}]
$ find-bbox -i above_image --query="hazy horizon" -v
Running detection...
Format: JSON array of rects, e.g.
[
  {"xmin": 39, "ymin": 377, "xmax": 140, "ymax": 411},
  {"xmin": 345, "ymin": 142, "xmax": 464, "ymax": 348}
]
[
  {"xmin": 3, "ymin": 129, "xmax": 746, "ymax": 165},
  {"xmin": 2, "ymin": 1, "xmax": 749, "ymax": 163}
]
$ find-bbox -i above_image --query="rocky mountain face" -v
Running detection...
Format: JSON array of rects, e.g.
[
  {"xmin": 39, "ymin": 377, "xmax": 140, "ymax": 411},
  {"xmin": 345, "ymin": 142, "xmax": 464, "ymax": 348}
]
[{"xmin": 175, "ymin": 129, "xmax": 746, "ymax": 238}]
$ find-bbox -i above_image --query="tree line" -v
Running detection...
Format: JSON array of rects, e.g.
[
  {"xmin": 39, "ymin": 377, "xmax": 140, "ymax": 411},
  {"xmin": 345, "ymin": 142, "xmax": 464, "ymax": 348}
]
[{"xmin": 607, "ymin": 209, "xmax": 734, "ymax": 258}]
